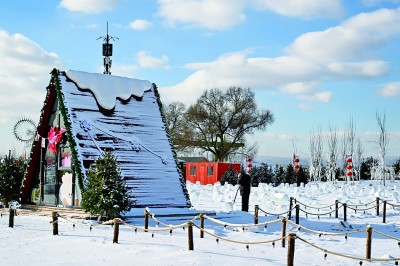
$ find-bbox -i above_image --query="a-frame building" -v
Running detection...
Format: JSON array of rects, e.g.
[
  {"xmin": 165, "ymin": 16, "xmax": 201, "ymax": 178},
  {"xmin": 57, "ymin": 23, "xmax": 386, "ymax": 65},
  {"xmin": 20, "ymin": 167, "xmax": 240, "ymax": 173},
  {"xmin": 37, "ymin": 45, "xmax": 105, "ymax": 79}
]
[{"xmin": 21, "ymin": 69, "xmax": 191, "ymax": 208}]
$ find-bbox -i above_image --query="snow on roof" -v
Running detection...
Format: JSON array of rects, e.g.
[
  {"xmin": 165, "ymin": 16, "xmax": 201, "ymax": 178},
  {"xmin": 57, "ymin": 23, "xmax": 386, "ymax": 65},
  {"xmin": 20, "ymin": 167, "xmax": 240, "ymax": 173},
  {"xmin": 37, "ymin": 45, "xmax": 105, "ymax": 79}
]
[
  {"xmin": 59, "ymin": 71, "xmax": 190, "ymax": 207},
  {"xmin": 65, "ymin": 69, "xmax": 152, "ymax": 110}
]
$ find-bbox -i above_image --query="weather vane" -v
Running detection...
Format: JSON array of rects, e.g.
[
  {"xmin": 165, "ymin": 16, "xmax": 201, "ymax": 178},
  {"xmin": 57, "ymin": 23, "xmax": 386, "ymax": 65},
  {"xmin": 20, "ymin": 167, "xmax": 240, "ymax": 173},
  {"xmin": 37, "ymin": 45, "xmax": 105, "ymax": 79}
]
[{"xmin": 97, "ymin": 22, "xmax": 118, "ymax": 75}]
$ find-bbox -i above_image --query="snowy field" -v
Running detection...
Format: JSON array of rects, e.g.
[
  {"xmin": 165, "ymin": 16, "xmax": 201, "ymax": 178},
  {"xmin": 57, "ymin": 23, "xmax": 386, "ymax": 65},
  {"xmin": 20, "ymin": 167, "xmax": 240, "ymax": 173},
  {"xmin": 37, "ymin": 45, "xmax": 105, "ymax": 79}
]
[{"xmin": 1, "ymin": 180, "xmax": 400, "ymax": 266}]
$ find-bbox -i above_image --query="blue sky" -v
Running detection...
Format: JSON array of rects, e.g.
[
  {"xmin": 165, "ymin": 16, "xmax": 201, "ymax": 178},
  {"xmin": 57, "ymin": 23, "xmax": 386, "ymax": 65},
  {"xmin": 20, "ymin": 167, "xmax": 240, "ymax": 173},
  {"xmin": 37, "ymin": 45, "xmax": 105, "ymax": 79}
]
[{"xmin": 0, "ymin": 0, "xmax": 399, "ymax": 161}]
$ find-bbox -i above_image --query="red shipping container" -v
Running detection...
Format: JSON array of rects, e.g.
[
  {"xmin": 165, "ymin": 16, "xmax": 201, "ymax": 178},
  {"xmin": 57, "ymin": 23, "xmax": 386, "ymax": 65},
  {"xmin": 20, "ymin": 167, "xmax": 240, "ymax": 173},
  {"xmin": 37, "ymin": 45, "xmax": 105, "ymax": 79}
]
[{"xmin": 186, "ymin": 162, "xmax": 241, "ymax": 185}]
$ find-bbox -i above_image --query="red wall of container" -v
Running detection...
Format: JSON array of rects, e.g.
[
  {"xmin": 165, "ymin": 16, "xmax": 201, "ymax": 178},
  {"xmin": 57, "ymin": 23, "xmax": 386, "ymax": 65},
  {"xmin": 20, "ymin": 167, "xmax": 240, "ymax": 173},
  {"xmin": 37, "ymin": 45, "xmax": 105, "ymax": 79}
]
[{"xmin": 186, "ymin": 162, "xmax": 241, "ymax": 185}]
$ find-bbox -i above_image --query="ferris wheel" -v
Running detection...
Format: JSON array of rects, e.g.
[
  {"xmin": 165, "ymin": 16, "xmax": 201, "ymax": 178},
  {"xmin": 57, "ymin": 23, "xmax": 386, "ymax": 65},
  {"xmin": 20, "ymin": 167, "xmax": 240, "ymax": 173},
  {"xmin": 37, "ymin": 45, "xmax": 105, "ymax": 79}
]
[{"xmin": 13, "ymin": 117, "xmax": 37, "ymax": 143}]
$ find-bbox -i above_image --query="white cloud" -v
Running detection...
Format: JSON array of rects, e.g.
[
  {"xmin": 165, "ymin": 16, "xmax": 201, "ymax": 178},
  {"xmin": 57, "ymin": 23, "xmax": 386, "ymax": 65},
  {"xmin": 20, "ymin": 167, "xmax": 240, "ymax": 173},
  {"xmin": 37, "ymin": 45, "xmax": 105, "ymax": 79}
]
[
  {"xmin": 361, "ymin": 0, "xmax": 400, "ymax": 7},
  {"xmin": 287, "ymin": 8, "xmax": 400, "ymax": 63},
  {"xmin": 379, "ymin": 82, "xmax": 400, "ymax": 97},
  {"xmin": 157, "ymin": 0, "xmax": 345, "ymax": 30},
  {"xmin": 298, "ymin": 91, "xmax": 333, "ymax": 103},
  {"xmin": 327, "ymin": 61, "xmax": 388, "ymax": 78},
  {"xmin": 0, "ymin": 30, "xmax": 63, "ymax": 115},
  {"xmin": 161, "ymin": 8, "xmax": 400, "ymax": 104},
  {"xmin": 0, "ymin": 29, "xmax": 63, "ymax": 151},
  {"xmin": 110, "ymin": 64, "xmax": 138, "ymax": 78},
  {"xmin": 129, "ymin": 19, "xmax": 153, "ymax": 31},
  {"xmin": 157, "ymin": 0, "xmax": 246, "ymax": 30},
  {"xmin": 136, "ymin": 51, "xmax": 170, "ymax": 69},
  {"xmin": 263, "ymin": 133, "xmax": 295, "ymax": 141},
  {"xmin": 160, "ymin": 51, "xmax": 327, "ymax": 104},
  {"xmin": 252, "ymin": 0, "xmax": 344, "ymax": 19},
  {"xmin": 60, "ymin": 0, "xmax": 117, "ymax": 14},
  {"xmin": 280, "ymin": 82, "xmax": 319, "ymax": 95}
]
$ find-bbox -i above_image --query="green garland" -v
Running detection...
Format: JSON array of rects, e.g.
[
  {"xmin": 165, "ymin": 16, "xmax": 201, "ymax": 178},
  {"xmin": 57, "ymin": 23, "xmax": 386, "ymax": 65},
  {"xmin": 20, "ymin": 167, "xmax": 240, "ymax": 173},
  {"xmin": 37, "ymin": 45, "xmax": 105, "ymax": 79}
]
[
  {"xmin": 153, "ymin": 83, "xmax": 191, "ymax": 206},
  {"xmin": 51, "ymin": 69, "xmax": 85, "ymax": 190},
  {"xmin": 20, "ymin": 78, "xmax": 53, "ymax": 201}
]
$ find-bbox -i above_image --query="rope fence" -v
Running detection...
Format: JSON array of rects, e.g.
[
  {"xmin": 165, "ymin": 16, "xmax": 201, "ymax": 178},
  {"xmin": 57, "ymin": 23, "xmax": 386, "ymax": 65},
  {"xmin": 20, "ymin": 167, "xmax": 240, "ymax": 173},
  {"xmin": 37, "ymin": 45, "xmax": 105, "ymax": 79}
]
[
  {"xmin": 2, "ymin": 208, "xmax": 400, "ymax": 265},
  {"xmin": 250, "ymin": 196, "xmax": 400, "ymax": 225}
]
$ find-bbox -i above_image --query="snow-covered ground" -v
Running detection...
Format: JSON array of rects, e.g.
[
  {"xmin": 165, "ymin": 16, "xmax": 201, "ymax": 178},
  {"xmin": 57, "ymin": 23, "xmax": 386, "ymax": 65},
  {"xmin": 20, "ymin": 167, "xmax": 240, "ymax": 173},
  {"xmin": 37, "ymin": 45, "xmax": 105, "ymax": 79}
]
[{"xmin": 1, "ymin": 180, "xmax": 400, "ymax": 265}]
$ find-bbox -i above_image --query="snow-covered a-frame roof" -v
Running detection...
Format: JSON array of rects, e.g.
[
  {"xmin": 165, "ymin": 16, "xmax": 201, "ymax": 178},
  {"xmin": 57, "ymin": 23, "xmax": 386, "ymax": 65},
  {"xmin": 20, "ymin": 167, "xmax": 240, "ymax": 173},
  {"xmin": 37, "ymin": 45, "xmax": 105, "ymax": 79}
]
[{"xmin": 22, "ymin": 69, "xmax": 190, "ymax": 208}]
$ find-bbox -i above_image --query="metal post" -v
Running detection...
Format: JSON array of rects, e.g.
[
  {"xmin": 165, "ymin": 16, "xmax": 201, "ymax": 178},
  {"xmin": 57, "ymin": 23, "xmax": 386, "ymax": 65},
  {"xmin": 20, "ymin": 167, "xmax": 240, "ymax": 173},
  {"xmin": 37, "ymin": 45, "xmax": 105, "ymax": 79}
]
[
  {"xmin": 343, "ymin": 203, "xmax": 347, "ymax": 222},
  {"xmin": 288, "ymin": 197, "xmax": 293, "ymax": 220},
  {"xmin": 295, "ymin": 205, "xmax": 300, "ymax": 225}
]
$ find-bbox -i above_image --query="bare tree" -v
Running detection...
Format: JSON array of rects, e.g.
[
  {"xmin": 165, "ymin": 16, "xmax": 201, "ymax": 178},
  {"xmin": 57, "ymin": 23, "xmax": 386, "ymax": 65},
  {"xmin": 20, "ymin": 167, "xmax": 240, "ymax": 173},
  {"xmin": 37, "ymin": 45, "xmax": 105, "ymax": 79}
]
[
  {"xmin": 163, "ymin": 101, "xmax": 192, "ymax": 153},
  {"xmin": 376, "ymin": 111, "xmax": 390, "ymax": 186},
  {"xmin": 353, "ymin": 138, "xmax": 364, "ymax": 182},
  {"xmin": 341, "ymin": 117, "xmax": 356, "ymax": 183},
  {"xmin": 166, "ymin": 87, "xmax": 274, "ymax": 161},
  {"xmin": 309, "ymin": 127, "xmax": 323, "ymax": 182},
  {"xmin": 326, "ymin": 125, "xmax": 338, "ymax": 183}
]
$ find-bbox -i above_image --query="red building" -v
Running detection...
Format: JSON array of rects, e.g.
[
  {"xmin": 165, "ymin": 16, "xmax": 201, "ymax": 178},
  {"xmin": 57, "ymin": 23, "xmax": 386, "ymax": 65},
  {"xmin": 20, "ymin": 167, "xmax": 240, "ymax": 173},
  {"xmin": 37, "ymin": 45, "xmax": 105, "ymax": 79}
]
[{"xmin": 186, "ymin": 162, "xmax": 241, "ymax": 185}]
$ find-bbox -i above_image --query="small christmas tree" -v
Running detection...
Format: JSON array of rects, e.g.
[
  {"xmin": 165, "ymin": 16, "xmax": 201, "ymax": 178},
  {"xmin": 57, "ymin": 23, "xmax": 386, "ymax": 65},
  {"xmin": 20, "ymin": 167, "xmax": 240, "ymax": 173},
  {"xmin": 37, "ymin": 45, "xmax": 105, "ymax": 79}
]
[
  {"xmin": 0, "ymin": 151, "xmax": 26, "ymax": 206},
  {"xmin": 220, "ymin": 164, "xmax": 238, "ymax": 185},
  {"xmin": 81, "ymin": 151, "xmax": 133, "ymax": 220}
]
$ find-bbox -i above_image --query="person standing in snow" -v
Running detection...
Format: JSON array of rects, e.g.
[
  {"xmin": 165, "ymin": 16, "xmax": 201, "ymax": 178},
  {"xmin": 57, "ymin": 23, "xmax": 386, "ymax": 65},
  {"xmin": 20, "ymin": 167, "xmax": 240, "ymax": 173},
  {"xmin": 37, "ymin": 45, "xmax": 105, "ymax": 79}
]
[{"xmin": 238, "ymin": 172, "xmax": 251, "ymax": 212}]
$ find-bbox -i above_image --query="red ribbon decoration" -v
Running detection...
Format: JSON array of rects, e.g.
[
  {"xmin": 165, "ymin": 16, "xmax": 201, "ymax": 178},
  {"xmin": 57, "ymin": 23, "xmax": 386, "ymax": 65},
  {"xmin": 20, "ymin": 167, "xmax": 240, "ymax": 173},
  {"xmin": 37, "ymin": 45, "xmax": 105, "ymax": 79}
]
[{"xmin": 47, "ymin": 127, "xmax": 66, "ymax": 153}]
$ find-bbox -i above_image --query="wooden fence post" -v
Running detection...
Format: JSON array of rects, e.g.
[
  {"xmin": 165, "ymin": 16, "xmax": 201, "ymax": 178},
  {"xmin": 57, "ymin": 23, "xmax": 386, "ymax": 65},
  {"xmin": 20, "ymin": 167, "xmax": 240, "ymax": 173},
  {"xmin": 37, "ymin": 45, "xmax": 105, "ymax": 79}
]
[
  {"xmin": 343, "ymin": 203, "xmax": 347, "ymax": 222},
  {"xmin": 335, "ymin": 200, "xmax": 339, "ymax": 219},
  {"xmin": 295, "ymin": 205, "xmax": 300, "ymax": 225},
  {"xmin": 144, "ymin": 210, "xmax": 149, "ymax": 232},
  {"xmin": 281, "ymin": 217, "xmax": 287, "ymax": 248},
  {"xmin": 113, "ymin": 218, "xmax": 119, "ymax": 244},
  {"xmin": 254, "ymin": 205, "xmax": 259, "ymax": 224},
  {"xmin": 200, "ymin": 214, "xmax": 204, "ymax": 239},
  {"xmin": 187, "ymin": 221, "xmax": 194, "ymax": 251},
  {"xmin": 382, "ymin": 200, "xmax": 387, "ymax": 224},
  {"xmin": 9, "ymin": 208, "xmax": 14, "ymax": 228},
  {"xmin": 288, "ymin": 197, "xmax": 293, "ymax": 220},
  {"xmin": 376, "ymin": 197, "xmax": 380, "ymax": 216},
  {"xmin": 366, "ymin": 226, "xmax": 373, "ymax": 260},
  {"xmin": 52, "ymin": 211, "xmax": 58, "ymax": 235},
  {"xmin": 287, "ymin": 233, "xmax": 296, "ymax": 266}
]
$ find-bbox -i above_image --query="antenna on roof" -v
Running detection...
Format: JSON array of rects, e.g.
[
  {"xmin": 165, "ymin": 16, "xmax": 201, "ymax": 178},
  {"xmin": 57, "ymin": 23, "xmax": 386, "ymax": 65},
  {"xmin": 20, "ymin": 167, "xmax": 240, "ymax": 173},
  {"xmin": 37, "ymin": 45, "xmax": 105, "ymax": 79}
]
[{"xmin": 97, "ymin": 22, "xmax": 118, "ymax": 75}]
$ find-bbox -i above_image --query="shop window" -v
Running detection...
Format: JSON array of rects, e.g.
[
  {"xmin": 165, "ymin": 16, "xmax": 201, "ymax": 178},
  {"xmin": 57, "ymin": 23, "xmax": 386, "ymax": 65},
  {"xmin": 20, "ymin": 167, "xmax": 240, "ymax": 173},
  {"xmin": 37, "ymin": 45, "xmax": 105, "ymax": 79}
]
[
  {"xmin": 58, "ymin": 144, "xmax": 72, "ymax": 170},
  {"xmin": 207, "ymin": 166, "xmax": 214, "ymax": 176},
  {"xmin": 190, "ymin": 166, "xmax": 196, "ymax": 176}
]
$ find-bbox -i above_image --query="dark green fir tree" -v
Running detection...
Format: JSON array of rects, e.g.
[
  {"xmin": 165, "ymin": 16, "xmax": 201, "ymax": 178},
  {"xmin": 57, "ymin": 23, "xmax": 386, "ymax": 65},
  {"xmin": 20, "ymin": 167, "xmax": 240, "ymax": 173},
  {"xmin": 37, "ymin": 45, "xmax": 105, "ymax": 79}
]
[
  {"xmin": 81, "ymin": 151, "xmax": 133, "ymax": 220},
  {"xmin": 220, "ymin": 164, "xmax": 239, "ymax": 185},
  {"xmin": 0, "ymin": 151, "xmax": 26, "ymax": 206},
  {"xmin": 284, "ymin": 164, "xmax": 295, "ymax": 184}
]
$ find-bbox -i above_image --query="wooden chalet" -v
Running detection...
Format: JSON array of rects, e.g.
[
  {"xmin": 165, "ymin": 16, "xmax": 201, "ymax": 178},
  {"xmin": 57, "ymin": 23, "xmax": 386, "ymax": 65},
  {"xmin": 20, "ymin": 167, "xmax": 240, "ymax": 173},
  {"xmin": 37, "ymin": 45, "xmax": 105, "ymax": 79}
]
[{"xmin": 21, "ymin": 69, "xmax": 191, "ymax": 208}]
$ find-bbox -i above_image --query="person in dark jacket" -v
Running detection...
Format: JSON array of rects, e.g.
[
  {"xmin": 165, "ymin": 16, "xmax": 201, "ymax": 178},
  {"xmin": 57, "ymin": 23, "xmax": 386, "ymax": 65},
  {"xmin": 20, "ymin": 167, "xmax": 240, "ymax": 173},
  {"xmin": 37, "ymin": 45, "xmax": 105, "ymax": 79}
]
[{"xmin": 238, "ymin": 172, "xmax": 251, "ymax": 212}]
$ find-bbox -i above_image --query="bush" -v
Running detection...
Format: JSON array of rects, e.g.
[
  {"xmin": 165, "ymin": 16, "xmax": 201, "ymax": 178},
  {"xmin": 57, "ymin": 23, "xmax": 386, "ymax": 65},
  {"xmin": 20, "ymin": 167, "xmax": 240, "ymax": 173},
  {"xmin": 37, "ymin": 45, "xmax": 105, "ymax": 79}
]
[{"xmin": 0, "ymin": 151, "xmax": 26, "ymax": 205}]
